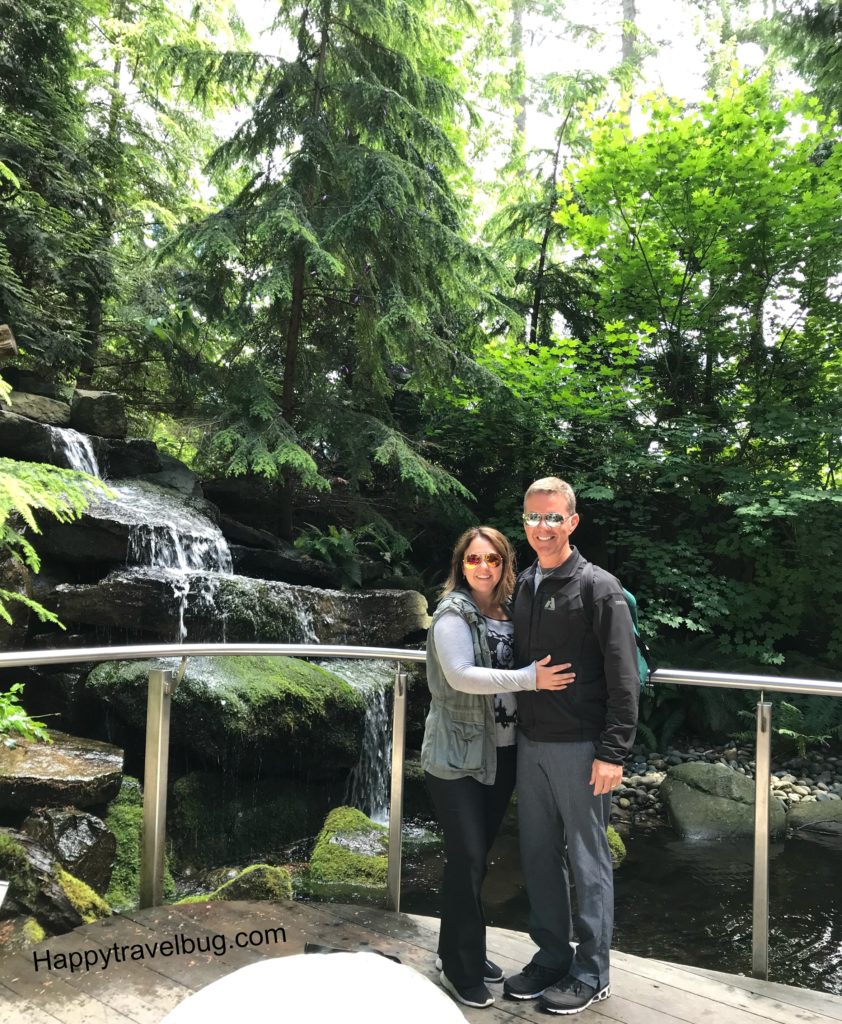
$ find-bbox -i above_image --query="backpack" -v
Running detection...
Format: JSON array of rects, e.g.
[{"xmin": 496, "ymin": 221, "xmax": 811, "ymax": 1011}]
[{"xmin": 580, "ymin": 562, "xmax": 653, "ymax": 689}]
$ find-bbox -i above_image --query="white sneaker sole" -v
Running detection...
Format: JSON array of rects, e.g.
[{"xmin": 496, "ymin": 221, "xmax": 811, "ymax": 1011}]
[{"xmin": 542, "ymin": 983, "xmax": 611, "ymax": 1014}]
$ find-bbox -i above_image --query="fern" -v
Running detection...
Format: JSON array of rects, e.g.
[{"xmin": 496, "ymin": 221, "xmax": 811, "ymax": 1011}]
[{"xmin": 0, "ymin": 448, "xmax": 111, "ymax": 626}]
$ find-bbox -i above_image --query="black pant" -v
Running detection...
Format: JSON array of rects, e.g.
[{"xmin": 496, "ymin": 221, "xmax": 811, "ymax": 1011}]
[{"xmin": 425, "ymin": 745, "xmax": 517, "ymax": 988}]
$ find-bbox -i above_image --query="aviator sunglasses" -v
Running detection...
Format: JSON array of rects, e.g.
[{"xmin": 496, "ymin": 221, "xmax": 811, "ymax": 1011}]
[
  {"xmin": 522, "ymin": 512, "xmax": 570, "ymax": 527},
  {"xmin": 463, "ymin": 552, "xmax": 503, "ymax": 568}
]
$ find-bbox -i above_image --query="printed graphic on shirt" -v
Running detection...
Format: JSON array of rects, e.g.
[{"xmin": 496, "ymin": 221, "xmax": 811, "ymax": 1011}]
[{"xmin": 486, "ymin": 622, "xmax": 518, "ymax": 730}]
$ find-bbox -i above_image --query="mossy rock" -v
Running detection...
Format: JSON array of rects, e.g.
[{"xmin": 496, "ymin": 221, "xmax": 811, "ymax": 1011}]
[
  {"xmin": 0, "ymin": 829, "xmax": 109, "ymax": 933},
  {"xmin": 104, "ymin": 777, "xmax": 175, "ymax": 911},
  {"xmin": 177, "ymin": 864, "xmax": 293, "ymax": 905},
  {"xmin": 309, "ymin": 806, "xmax": 388, "ymax": 887},
  {"xmin": 0, "ymin": 915, "xmax": 47, "ymax": 953},
  {"xmin": 86, "ymin": 656, "xmax": 365, "ymax": 778},
  {"xmin": 607, "ymin": 825, "xmax": 626, "ymax": 868},
  {"xmin": 169, "ymin": 771, "xmax": 341, "ymax": 870},
  {"xmin": 55, "ymin": 866, "xmax": 110, "ymax": 924}
]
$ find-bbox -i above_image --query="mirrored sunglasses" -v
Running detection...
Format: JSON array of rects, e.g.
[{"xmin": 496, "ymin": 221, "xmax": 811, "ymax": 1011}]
[
  {"xmin": 522, "ymin": 512, "xmax": 569, "ymax": 527},
  {"xmin": 463, "ymin": 552, "xmax": 503, "ymax": 568}
]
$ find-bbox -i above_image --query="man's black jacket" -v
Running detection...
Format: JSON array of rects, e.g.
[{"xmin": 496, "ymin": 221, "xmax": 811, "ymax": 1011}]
[{"xmin": 513, "ymin": 547, "xmax": 639, "ymax": 764}]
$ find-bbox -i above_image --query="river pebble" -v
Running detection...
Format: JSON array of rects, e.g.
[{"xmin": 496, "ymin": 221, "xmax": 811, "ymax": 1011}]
[{"xmin": 616, "ymin": 741, "xmax": 842, "ymax": 823}]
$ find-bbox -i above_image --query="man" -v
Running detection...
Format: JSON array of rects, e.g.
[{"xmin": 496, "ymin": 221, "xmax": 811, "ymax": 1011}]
[{"xmin": 503, "ymin": 477, "xmax": 639, "ymax": 1015}]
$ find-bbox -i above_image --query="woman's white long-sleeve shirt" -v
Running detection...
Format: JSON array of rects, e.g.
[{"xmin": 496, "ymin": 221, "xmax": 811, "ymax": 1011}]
[{"xmin": 432, "ymin": 612, "xmax": 536, "ymax": 693}]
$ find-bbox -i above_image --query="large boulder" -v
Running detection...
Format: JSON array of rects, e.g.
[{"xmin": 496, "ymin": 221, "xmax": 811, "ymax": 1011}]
[
  {"xmin": 230, "ymin": 543, "xmax": 335, "ymax": 586},
  {"xmin": 660, "ymin": 762, "xmax": 787, "ymax": 840},
  {"xmin": 86, "ymin": 656, "xmax": 366, "ymax": 778},
  {"xmin": 98, "ymin": 436, "xmax": 161, "ymax": 478},
  {"xmin": 70, "ymin": 389, "xmax": 127, "ymax": 438},
  {"xmin": 786, "ymin": 800, "xmax": 842, "ymax": 836},
  {"xmin": 138, "ymin": 451, "xmax": 202, "ymax": 497},
  {"xmin": 0, "ymin": 732, "xmax": 123, "ymax": 813},
  {"xmin": 51, "ymin": 567, "xmax": 430, "ymax": 645},
  {"xmin": 9, "ymin": 391, "xmax": 71, "ymax": 426},
  {"xmin": 22, "ymin": 809, "xmax": 116, "ymax": 895},
  {"xmin": 0, "ymin": 408, "xmax": 63, "ymax": 464}
]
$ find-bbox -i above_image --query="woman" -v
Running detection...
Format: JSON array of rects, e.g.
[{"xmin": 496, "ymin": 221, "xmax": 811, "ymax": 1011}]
[{"xmin": 421, "ymin": 526, "xmax": 574, "ymax": 1010}]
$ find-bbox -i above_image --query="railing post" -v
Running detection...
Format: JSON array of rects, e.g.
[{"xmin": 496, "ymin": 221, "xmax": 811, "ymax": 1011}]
[
  {"xmin": 140, "ymin": 668, "xmax": 174, "ymax": 909},
  {"xmin": 752, "ymin": 697, "xmax": 772, "ymax": 980},
  {"xmin": 386, "ymin": 663, "xmax": 407, "ymax": 912}
]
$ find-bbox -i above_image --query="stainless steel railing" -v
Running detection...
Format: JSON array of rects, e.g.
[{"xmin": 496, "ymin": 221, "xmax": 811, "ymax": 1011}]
[
  {"xmin": 1, "ymin": 644, "xmax": 840, "ymax": 980},
  {"xmin": 0, "ymin": 644, "xmax": 425, "ymax": 914},
  {"xmin": 652, "ymin": 667, "xmax": 842, "ymax": 979}
]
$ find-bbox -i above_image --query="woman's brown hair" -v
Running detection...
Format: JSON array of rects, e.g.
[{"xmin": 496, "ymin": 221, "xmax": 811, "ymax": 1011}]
[{"xmin": 440, "ymin": 526, "xmax": 516, "ymax": 608}]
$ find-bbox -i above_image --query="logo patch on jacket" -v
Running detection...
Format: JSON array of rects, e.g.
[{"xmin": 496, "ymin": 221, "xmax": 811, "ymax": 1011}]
[{"xmin": 544, "ymin": 597, "xmax": 555, "ymax": 611}]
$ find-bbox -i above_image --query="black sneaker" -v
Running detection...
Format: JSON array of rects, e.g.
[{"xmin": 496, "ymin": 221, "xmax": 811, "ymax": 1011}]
[
  {"xmin": 482, "ymin": 958, "xmax": 504, "ymax": 984},
  {"xmin": 503, "ymin": 961, "xmax": 567, "ymax": 1000},
  {"xmin": 540, "ymin": 976, "xmax": 611, "ymax": 1015},
  {"xmin": 439, "ymin": 971, "xmax": 495, "ymax": 1008},
  {"xmin": 434, "ymin": 957, "xmax": 504, "ymax": 984}
]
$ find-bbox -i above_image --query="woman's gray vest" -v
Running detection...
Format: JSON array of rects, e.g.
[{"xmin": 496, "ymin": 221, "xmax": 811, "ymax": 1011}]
[{"xmin": 420, "ymin": 589, "xmax": 498, "ymax": 784}]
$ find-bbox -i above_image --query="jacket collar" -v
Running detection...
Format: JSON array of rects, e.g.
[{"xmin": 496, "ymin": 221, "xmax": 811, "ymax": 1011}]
[{"xmin": 521, "ymin": 546, "xmax": 582, "ymax": 585}]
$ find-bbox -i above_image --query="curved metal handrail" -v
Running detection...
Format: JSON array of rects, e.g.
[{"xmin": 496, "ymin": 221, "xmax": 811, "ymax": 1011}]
[
  {"xmin": 2, "ymin": 642, "xmax": 840, "ymax": 981},
  {"xmin": 0, "ymin": 642, "xmax": 428, "ymax": 669}
]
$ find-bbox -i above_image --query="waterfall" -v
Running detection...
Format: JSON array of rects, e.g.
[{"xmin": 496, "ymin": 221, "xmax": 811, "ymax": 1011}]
[
  {"xmin": 47, "ymin": 426, "xmax": 101, "ymax": 477},
  {"xmin": 115, "ymin": 481, "xmax": 232, "ymax": 575},
  {"xmin": 87, "ymin": 479, "xmax": 233, "ymax": 641},
  {"xmin": 347, "ymin": 682, "xmax": 391, "ymax": 823},
  {"xmin": 323, "ymin": 660, "xmax": 393, "ymax": 823}
]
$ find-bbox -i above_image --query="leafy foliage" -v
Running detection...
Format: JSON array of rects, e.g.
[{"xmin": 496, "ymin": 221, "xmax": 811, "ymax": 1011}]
[
  {"xmin": 737, "ymin": 696, "xmax": 842, "ymax": 756},
  {"xmin": 0, "ymin": 455, "xmax": 110, "ymax": 625},
  {"xmin": 0, "ymin": 684, "xmax": 51, "ymax": 747}
]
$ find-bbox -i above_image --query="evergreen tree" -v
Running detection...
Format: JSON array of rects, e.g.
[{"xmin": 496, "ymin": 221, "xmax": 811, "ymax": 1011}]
[
  {"xmin": 0, "ymin": 0, "xmax": 100, "ymax": 368},
  {"xmin": 773, "ymin": 1, "xmax": 842, "ymax": 116},
  {"xmin": 174, "ymin": 0, "xmax": 490, "ymax": 536}
]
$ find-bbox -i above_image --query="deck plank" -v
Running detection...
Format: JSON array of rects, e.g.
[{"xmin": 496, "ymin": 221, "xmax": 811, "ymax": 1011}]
[
  {"xmin": 677, "ymin": 964, "xmax": 842, "ymax": 1022},
  {"xmin": 2, "ymin": 901, "xmax": 840, "ymax": 1024}
]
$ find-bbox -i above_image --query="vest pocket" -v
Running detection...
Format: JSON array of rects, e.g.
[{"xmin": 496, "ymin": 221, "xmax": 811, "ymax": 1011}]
[{"xmin": 447, "ymin": 718, "xmax": 485, "ymax": 771}]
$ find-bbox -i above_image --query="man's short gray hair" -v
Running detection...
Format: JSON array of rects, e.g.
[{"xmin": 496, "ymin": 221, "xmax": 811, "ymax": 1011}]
[{"xmin": 524, "ymin": 477, "xmax": 576, "ymax": 514}]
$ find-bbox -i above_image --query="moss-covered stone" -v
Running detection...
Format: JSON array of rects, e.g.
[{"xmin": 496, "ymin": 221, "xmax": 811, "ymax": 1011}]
[
  {"xmin": 104, "ymin": 777, "xmax": 175, "ymax": 911},
  {"xmin": 309, "ymin": 806, "xmax": 388, "ymax": 887},
  {"xmin": 86, "ymin": 656, "xmax": 365, "ymax": 778},
  {"xmin": 0, "ymin": 831, "xmax": 37, "ymax": 905},
  {"xmin": 177, "ymin": 864, "xmax": 293, "ymax": 905},
  {"xmin": 22, "ymin": 917, "xmax": 46, "ymax": 945},
  {"xmin": 607, "ymin": 825, "xmax": 626, "ymax": 868},
  {"xmin": 54, "ymin": 866, "xmax": 110, "ymax": 924},
  {"xmin": 0, "ymin": 915, "xmax": 47, "ymax": 953}
]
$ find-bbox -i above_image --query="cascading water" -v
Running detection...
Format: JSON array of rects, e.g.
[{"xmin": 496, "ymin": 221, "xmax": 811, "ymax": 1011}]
[
  {"xmin": 90, "ymin": 479, "xmax": 233, "ymax": 640},
  {"xmin": 323, "ymin": 659, "xmax": 393, "ymax": 823},
  {"xmin": 47, "ymin": 425, "xmax": 101, "ymax": 477}
]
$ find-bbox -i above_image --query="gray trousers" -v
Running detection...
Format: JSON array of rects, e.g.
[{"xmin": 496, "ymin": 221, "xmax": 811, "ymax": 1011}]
[{"xmin": 517, "ymin": 734, "xmax": 614, "ymax": 988}]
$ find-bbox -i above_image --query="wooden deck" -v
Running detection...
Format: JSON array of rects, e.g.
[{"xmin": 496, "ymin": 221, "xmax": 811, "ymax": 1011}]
[{"xmin": 1, "ymin": 899, "xmax": 840, "ymax": 1024}]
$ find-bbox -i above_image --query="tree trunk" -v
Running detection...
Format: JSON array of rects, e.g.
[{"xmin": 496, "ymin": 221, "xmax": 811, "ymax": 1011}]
[
  {"xmin": 528, "ymin": 115, "xmax": 569, "ymax": 350},
  {"xmin": 622, "ymin": 0, "xmax": 637, "ymax": 63},
  {"xmin": 510, "ymin": 0, "xmax": 527, "ymax": 153}
]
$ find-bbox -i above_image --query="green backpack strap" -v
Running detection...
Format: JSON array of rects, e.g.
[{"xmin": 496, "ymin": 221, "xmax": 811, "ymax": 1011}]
[{"xmin": 580, "ymin": 561, "xmax": 652, "ymax": 688}]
